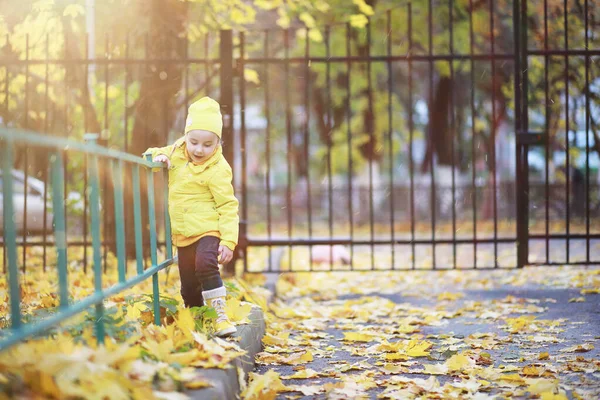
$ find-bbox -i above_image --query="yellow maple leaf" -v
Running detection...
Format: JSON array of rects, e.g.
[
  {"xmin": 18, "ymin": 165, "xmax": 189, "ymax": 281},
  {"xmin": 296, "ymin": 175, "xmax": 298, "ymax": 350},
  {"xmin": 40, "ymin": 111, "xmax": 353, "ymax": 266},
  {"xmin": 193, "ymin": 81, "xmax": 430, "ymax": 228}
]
[
  {"xmin": 288, "ymin": 350, "xmax": 313, "ymax": 365},
  {"xmin": 383, "ymin": 353, "xmax": 408, "ymax": 361},
  {"xmin": 175, "ymin": 307, "xmax": 196, "ymax": 340},
  {"xmin": 125, "ymin": 303, "xmax": 146, "ymax": 320},
  {"xmin": 380, "ymin": 363, "xmax": 408, "ymax": 374},
  {"xmin": 243, "ymin": 370, "xmax": 288, "ymax": 400},
  {"xmin": 538, "ymin": 352, "xmax": 550, "ymax": 360},
  {"xmin": 343, "ymin": 332, "xmax": 375, "ymax": 342},
  {"xmin": 580, "ymin": 288, "xmax": 600, "ymax": 295},
  {"xmin": 522, "ymin": 365, "xmax": 544, "ymax": 377},
  {"xmin": 560, "ymin": 343, "xmax": 594, "ymax": 353},
  {"xmin": 437, "ymin": 292, "xmax": 464, "ymax": 301},
  {"xmin": 262, "ymin": 332, "xmax": 289, "ymax": 347},
  {"xmin": 525, "ymin": 378, "xmax": 560, "ymax": 395},
  {"xmin": 185, "ymin": 379, "xmax": 212, "ymax": 389},
  {"xmin": 540, "ymin": 392, "xmax": 569, "ymax": 400},
  {"xmin": 167, "ymin": 349, "xmax": 201, "ymax": 366},
  {"xmin": 142, "ymin": 338, "xmax": 173, "ymax": 361},
  {"xmin": 445, "ymin": 354, "xmax": 475, "ymax": 372},
  {"xmin": 282, "ymin": 368, "xmax": 319, "ymax": 379},
  {"xmin": 499, "ymin": 374, "xmax": 526, "ymax": 385},
  {"xmin": 423, "ymin": 363, "xmax": 449, "ymax": 375},
  {"xmin": 405, "ymin": 339, "xmax": 433, "ymax": 357},
  {"xmin": 505, "ymin": 316, "xmax": 537, "ymax": 333},
  {"xmin": 569, "ymin": 297, "xmax": 586, "ymax": 303},
  {"xmin": 226, "ymin": 298, "xmax": 253, "ymax": 324}
]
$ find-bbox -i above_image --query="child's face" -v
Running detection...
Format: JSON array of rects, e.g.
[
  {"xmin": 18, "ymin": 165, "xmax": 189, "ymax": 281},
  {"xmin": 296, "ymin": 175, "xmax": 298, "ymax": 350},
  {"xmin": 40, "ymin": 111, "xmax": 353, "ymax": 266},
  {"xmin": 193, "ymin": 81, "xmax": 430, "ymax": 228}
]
[{"xmin": 185, "ymin": 130, "xmax": 220, "ymax": 163}]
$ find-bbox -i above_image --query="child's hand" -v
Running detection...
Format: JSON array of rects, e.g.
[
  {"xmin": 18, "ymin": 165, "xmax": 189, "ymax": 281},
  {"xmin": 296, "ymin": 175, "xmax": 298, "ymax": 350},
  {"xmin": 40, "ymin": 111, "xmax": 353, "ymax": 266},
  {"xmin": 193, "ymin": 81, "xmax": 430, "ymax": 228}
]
[
  {"xmin": 153, "ymin": 154, "xmax": 171, "ymax": 168},
  {"xmin": 218, "ymin": 245, "xmax": 233, "ymax": 265}
]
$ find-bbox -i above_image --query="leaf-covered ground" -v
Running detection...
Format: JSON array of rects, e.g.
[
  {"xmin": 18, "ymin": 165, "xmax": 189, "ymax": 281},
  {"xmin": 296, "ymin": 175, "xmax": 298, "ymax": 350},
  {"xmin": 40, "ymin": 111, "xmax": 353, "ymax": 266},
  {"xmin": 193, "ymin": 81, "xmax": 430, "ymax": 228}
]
[
  {"xmin": 0, "ymin": 248, "xmax": 270, "ymax": 399},
  {"xmin": 247, "ymin": 266, "xmax": 600, "ymax": 399}
]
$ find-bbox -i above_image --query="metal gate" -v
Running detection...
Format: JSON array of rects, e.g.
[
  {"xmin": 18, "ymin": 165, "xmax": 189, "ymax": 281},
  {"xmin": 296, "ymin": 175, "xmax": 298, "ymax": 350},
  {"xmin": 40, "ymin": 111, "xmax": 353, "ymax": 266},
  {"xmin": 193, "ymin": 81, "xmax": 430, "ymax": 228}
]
[
  {"xmin": 516, "ymin": 0, "xmax": 600, "ymax": 268},
  {"xmin": 223, "ymin": 1, "xmax": 600, "ymax": 273},
  {"xmin": 3, "ymin": 1, "xmax": 598, "ymax": 274}
]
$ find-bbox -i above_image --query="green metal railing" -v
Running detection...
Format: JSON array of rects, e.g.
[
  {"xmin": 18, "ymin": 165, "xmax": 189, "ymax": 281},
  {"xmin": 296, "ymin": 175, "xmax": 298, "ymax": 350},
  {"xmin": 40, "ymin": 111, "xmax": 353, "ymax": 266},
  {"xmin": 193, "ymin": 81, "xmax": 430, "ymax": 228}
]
[{"xmin": 0, "ymin": 128, "xmax": 174, "ymax": 350}]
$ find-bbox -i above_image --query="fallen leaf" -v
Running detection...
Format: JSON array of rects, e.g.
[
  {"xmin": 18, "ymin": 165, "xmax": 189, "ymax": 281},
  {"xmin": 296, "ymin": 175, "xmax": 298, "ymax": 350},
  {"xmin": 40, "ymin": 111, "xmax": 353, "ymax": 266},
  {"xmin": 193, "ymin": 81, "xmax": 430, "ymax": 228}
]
[
  {"xmin": 559, "ymin": 343, "xmax": 594, "ymax": 353},
  {"xmin": 243, "ymin": 370, "xmax": 287, "ymax": 400}
]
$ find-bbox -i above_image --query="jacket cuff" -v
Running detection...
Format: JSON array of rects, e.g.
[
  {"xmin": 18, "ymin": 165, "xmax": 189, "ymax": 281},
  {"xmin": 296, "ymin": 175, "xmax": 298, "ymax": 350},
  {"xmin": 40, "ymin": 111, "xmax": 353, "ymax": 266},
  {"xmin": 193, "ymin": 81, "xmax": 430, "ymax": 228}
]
[{"xmin": 220, "ymin": 240, "xmax": 236, "ymax": 251}]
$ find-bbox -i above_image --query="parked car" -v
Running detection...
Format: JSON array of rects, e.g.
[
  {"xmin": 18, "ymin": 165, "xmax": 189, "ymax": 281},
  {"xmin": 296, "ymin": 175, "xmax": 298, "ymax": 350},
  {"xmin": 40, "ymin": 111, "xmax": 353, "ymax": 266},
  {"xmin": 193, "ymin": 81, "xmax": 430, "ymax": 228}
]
[
  {"xmin": 1, "ymin": 170, "xmax": 87, "ymax": 235},
  {"xmin": 0, "ymin": 170, "xmax": 54, "ymax": 234}
]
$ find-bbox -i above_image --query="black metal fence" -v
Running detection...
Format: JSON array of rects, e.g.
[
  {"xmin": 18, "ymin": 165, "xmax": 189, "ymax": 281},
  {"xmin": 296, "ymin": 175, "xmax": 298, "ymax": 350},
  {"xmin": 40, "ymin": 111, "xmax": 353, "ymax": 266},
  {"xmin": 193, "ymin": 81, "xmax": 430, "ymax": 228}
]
[
  {"xmin": 2, "ymin": 1, "xmax": 600, "ymax": 274},
  {"xmin": 230, "ymin": 2, "xmax": 600, "ymax": 271}
]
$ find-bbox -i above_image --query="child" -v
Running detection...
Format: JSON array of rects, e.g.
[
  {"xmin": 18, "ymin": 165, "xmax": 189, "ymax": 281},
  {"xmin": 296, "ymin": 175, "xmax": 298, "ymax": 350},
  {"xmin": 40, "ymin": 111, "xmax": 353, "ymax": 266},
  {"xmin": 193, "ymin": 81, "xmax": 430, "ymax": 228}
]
[{"xmin": 144, "ymin": 97, "xmax": 238, "ymax": 337}]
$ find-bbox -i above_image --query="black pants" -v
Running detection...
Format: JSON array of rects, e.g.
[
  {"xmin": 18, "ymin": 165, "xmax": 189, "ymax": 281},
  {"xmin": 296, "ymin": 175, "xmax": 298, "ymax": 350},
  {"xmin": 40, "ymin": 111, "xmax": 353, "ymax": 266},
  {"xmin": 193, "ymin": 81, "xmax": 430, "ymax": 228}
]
[{"xmin": 177, "ymin": 236, "xmax": 223, "ymax": 308}]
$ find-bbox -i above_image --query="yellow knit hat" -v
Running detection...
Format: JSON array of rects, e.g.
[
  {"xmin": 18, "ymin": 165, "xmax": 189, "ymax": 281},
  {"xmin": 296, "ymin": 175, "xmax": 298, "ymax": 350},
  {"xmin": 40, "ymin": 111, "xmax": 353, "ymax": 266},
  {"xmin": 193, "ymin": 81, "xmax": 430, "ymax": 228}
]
[{"xmin": 184, "ymin": 97, "xmax": 223, "ymax": 138}]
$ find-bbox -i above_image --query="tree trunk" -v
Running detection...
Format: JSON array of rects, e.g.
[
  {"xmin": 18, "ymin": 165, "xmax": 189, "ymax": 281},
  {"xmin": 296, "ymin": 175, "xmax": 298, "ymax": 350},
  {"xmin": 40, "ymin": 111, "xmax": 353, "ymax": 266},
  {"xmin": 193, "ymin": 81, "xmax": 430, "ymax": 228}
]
[
  {"xmin": 122, "ymin": 0, "xmax": 187, "ymax": 259},
  {"xmin": 421, "ymin": 76, "xmax": 453, "ymax": 173}
]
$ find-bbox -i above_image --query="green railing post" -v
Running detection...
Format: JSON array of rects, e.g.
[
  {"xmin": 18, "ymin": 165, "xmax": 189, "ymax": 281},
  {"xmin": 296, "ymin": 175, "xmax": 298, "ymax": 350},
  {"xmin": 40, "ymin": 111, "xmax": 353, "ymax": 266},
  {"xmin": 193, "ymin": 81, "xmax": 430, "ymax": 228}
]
[
  {"xmin": 163, "ymin": 169, "xmax": 172, "ymax": 259},
  {"xmin": 1, "ymin": 139, "xmax": 22, "ymax": 330},
  {"xmin": 0, "ymin": 128, "xmax": 177, "ymax": 351},
  {"xmin": 111, "ymin": 159, "xmax": 126, "ymax": 283},
  {"xmin": 132, "ymin": 165, "xmax": 144, "ymax": 275},
  {"xmin": 144, "ymin": 154, "xmax": 161, "ymax": 326},
  {"xmin": 85, "ymin": 133, "xmax": 105, "ymax": 345},
  {"xmin": 49, "ymin": 151, "xmax": 69, "ymax": 309}
]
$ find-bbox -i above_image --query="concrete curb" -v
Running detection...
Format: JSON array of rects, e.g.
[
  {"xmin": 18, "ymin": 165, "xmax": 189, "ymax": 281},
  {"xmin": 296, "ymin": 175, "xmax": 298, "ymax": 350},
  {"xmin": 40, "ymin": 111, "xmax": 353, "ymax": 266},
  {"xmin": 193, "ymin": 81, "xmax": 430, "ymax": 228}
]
[{"xmin": 187, "ymin": 306, "xmax": 266, "ymax": 400}]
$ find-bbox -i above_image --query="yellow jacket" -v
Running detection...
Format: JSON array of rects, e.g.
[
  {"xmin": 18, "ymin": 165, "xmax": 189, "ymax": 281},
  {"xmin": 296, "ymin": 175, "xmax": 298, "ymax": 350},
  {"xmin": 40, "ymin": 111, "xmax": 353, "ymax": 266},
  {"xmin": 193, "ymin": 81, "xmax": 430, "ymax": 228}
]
[{"xmin": 144, "ymin": 138, "xmax": 239, "ymax": 251}]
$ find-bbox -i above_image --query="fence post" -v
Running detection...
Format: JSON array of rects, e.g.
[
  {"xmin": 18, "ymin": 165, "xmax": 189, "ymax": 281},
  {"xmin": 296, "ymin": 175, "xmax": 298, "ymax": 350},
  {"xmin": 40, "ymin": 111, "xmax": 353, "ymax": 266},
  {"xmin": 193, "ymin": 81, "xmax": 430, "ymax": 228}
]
[
  {"xmin": 220, "ymin": 30, "xmax": 234, "ymax": 173},
  {"xmin": 220, "ymin": 29, "xmax": 237, "ymax": 276},
  {"xmin": 515, "ymin": 0, "xmax": 529, "ymax": 268}
]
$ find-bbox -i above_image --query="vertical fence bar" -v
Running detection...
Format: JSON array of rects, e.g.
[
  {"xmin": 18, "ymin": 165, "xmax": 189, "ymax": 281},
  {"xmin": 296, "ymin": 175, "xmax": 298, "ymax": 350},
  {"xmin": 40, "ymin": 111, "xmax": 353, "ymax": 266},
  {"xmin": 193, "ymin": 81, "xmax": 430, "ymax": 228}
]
[
  {"xmin": 345, "ymin": 23, "xmax": 355, "ymax": 269},
  {"xmin": 123, "ymin": 33, "xmax": 130, "ymax": 269},
  {"xmin": 144, "ymin": 154, "xmax": 160, "ymax": 325},
  {"xmin": 284, "ymin": 29, "xmax": 293, "ymax": 271},
  {"xmin": 264, "ymin": 30, "xmax": 273, "ymax": 272},
  {"xmin": 63, "ymin": 33, "xmax": 69, "ymax": 255},
  {"xmin": 50, "ymin": 152, "xmax": 69, "ymax": 308},
  {"xmin": 490, "ymin": 0, "xmax": 499, "ymax": 268},
  {"xmin": 103, "ymin": 33, "xmax": 110, "ymax": 272},
  {"xmin": 387, "ymin": 10, "xmax": 396, "ymax": 270},
  {"xmin": 112, "ymin": 160, "xmax": 126, "ymax": 282},
  {"xmin": 305, "ymin": 28, "xmax": 314, "ymax": 270},
  {"xmin": 83, "ymin": 34, "xmax": 89, "ymax": 273},
  {"xmin": 326, "ymin": 27, "xmax": 334, "ymax": 271},
  {"xmin": 85, "ymin": 136, "xmax": 105, "ymax": 345},
  {"xmin": 3, "ymin": 34, "xmax": 8, "ymax": 274},
  {"xmin": 522, "ymin": 0, "xmax": 530, "ymax": 259},
  {"xmin": 43, "ymin": 34, "xmax": 50, "ymax": 272},
  {"xmin": 124, "ymin": 33, "xmax": 129, "ymax": 153},
  {"xmin": 184, "ymin": 32, "xmax": 189, "ymax": 114},
  {"xmin": 469, "ymin": 0, "xmax": 478, "ymax": 268},
  {"xmin": 239, "ymin": 31, "xmax": 248, "ymax": 273},
  {"xmin": 144, "ymin": 34, "xmax": 150, "ymax": 165},
  {"xmin": 449, "ymin": 0, "xmax": 458, "ymax": 269},
  {"xmin": 427, "ymin": 0, "xmax": 437, "ymax": 269},
  {"xmin": 163, "ymin": 169, "xmax": 172, "ymax": 259},
  {"xmin": 205, "ymin": 33, "xmax": 211, "ymax": 97},
  {"xmin": 563, "ymin": 0, "xmax": 570, "ymax": 264},
  {"xmin": 220, "ymin": 30, "xmax": 234, "ymax": 179},
  {"xmin": 514, "ymin": 0, "xmax": 525, "ymax": 267},
  {"xmin": 2, "ymin": 33, "xmax": 8, "ymax": 276},
  {"xmin": 584, "ymin": 0, "xmax": 590, "ymax": 263},
  {"xmin": 517, "ymin": 0, "xmax": 530, "ymax": 268},
  {"xmin": 22, "ymin": 34, "xmax": 29, "ymax": 273},
  {"xmin": 408, "ymin": 4, "xmax": 416, "ymax": 269},
  {"xmin": 2, "ymin": 141, "xmax": 22, "ymax": 329},
  {"xmin": 132, "ymin": 165, "xmax": 144, "ymax": 274},
  {"xmin": 162, "ymin": 36, "xmax": 169, "ymax": 260},
  {"xmin": 367, "ymin": 18, "xmax": 375, "ymax": 271},
  {"xmin": 543, "ymin": 0, "xmax": 550, "ymax": 264}
]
